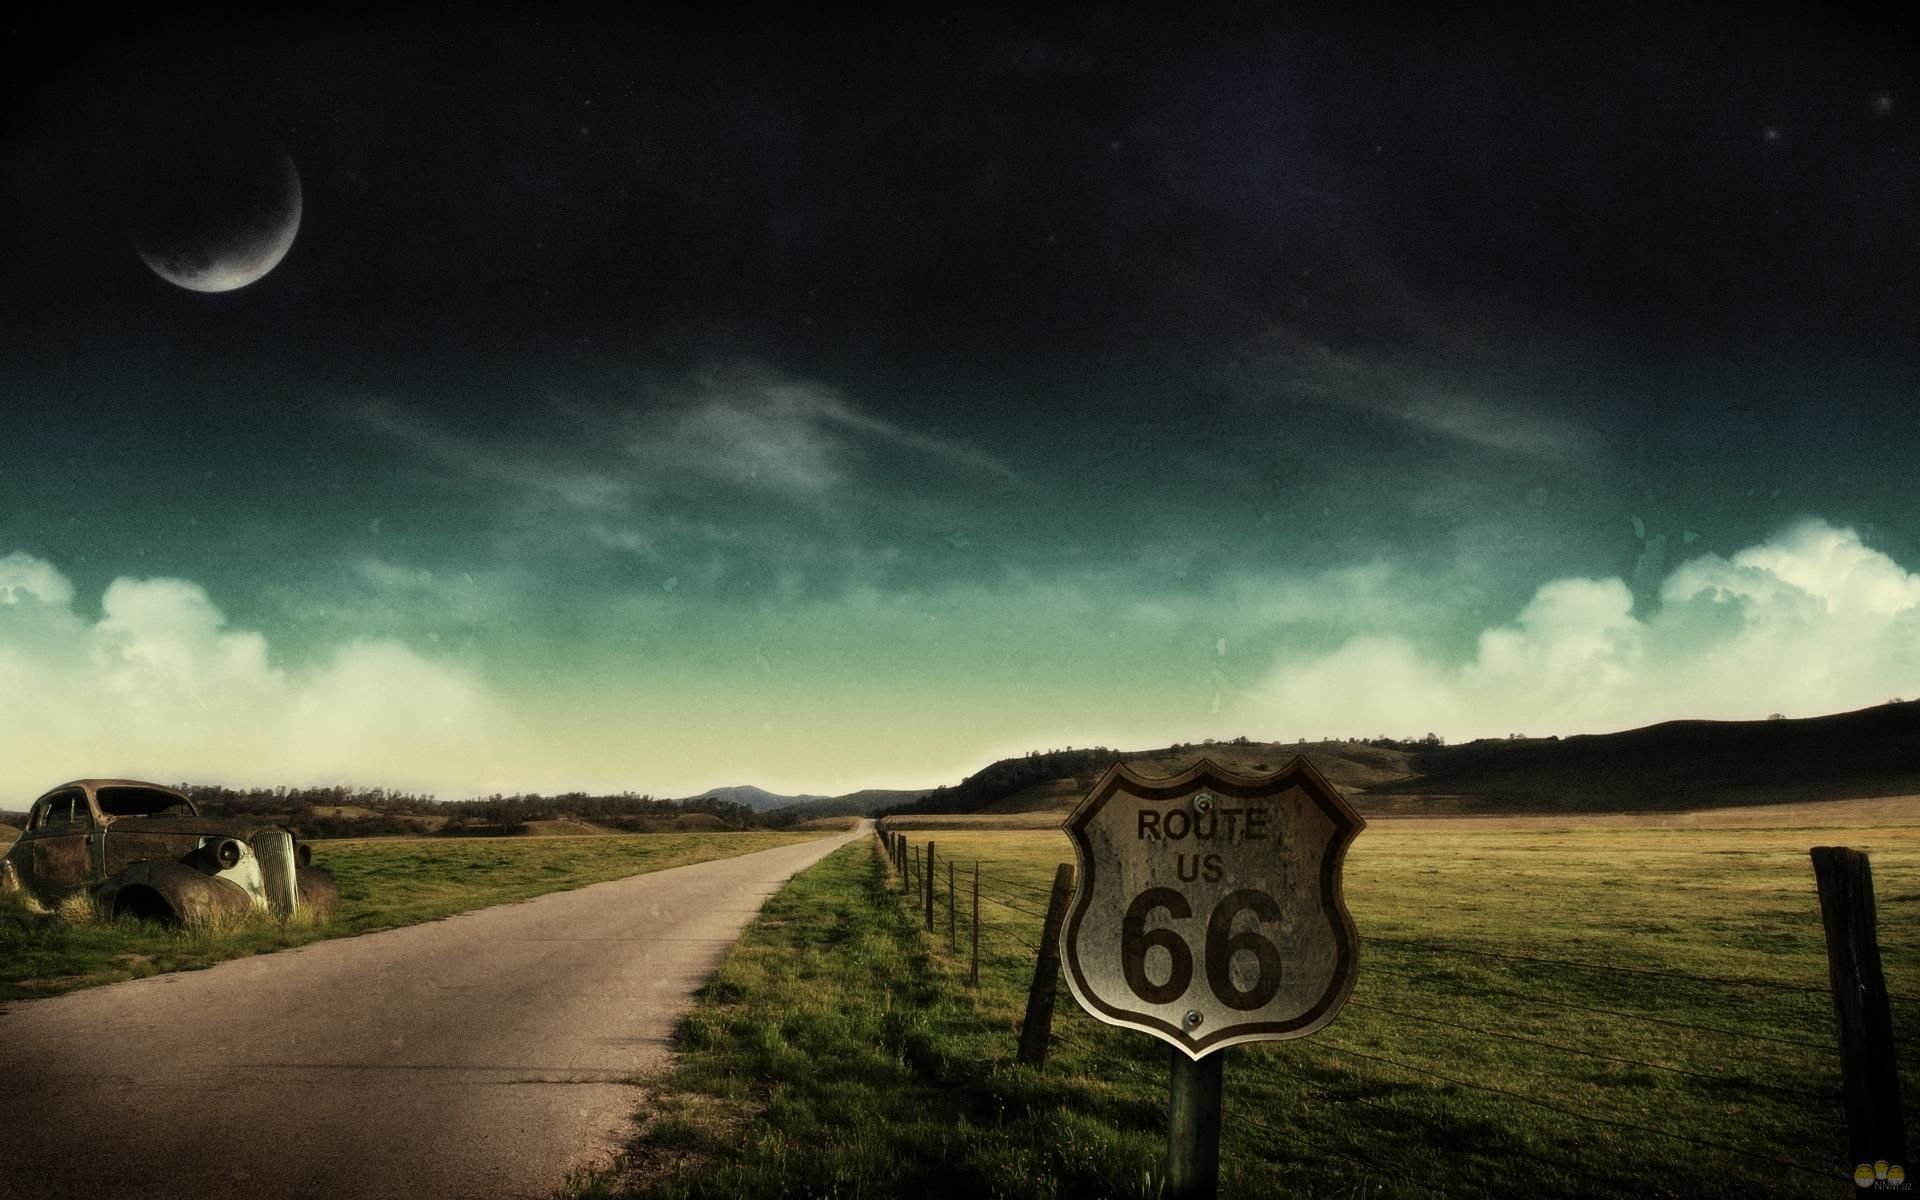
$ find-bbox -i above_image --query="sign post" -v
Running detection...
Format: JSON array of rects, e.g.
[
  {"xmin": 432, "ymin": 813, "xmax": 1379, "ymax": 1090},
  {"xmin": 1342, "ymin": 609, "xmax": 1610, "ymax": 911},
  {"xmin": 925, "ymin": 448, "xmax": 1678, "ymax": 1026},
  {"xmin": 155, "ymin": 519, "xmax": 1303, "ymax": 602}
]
[{"xmin": 1060, "ymin": 757, "xmax": 1365, "ymax": 1198}]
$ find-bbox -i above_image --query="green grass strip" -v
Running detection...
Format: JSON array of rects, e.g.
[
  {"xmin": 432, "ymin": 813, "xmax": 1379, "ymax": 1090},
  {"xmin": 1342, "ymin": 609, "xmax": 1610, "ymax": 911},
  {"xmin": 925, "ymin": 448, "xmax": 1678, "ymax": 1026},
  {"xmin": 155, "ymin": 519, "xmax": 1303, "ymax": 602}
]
[
  {"xmin": 572, "ymin": 839, "xmax": 1171, "ymax": 1200},
  {"xmin": 0, "ymin": 831, "xmax": 815, "ymax": 1002}
]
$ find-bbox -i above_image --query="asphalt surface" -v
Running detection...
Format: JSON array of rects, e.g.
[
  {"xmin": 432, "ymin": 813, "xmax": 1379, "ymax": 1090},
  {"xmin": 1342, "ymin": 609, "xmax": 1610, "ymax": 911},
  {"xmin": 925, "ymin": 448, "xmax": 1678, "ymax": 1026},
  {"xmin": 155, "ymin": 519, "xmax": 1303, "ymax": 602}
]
[{"xmin": 0, "ymin": 822, "xmax": 870, "ymax": 1200}]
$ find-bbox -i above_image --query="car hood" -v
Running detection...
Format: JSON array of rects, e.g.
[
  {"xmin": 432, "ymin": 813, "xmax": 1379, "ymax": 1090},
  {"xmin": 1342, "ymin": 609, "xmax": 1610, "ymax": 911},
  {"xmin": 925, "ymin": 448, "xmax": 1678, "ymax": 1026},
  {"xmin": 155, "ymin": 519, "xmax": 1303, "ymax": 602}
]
[{"xmin": 101, "ymin": 816, "xmax": 294, "ymax": 840}]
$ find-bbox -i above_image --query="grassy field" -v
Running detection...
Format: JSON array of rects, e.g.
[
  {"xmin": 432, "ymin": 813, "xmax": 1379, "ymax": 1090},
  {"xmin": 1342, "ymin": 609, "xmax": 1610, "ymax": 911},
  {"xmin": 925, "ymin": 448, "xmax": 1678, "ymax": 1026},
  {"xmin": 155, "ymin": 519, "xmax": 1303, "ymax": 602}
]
[
  {"xmin": 583, "ymin": 810, "xmax": 1920, "ymax": 1198},
  {"xmin": 0, "ymin": 830, "xmax": 815, "ymax": 1001}
]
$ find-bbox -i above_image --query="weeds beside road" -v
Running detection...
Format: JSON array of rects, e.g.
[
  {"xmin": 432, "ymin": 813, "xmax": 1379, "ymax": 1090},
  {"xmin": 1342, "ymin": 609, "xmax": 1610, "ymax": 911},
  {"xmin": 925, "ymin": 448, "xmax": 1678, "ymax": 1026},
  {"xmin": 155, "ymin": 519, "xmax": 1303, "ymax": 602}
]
[
  {"xmin": 574, "ymin": 839, "xmax": 1171, "ymax": 1199},
  {"xmin": 0, "ymin": 831, "xmax": 815, "ymax": 1001}
]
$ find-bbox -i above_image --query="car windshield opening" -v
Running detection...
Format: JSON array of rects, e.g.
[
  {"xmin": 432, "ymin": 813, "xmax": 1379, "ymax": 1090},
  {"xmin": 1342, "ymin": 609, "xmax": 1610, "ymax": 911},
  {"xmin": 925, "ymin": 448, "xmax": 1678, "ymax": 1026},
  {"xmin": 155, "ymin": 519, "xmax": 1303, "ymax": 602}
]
[{"xmin": 96, "ymin": 787, "xmax": 194, "ymax": 817}]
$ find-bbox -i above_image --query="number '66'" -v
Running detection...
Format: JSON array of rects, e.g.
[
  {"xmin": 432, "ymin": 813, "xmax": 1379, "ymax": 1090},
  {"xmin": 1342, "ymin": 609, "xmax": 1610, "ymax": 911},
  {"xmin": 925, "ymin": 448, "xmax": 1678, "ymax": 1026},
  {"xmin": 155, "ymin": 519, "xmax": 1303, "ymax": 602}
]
[{"xmin": 1120, "ymin": 887, "xmax": 1284, "ymax": 1010}]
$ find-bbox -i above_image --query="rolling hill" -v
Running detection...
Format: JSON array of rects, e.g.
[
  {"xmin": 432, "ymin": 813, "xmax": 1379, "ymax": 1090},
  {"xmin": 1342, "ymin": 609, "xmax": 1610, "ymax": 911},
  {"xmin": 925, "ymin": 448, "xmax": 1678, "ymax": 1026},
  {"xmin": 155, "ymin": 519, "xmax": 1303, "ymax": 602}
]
[
  {"xmin": 880, "ymin": 700, "xmax": 1920, "ymax": 819},
  {"xmin": 688, "ymin": 785, "xmax": 831, "ymax": 812}
]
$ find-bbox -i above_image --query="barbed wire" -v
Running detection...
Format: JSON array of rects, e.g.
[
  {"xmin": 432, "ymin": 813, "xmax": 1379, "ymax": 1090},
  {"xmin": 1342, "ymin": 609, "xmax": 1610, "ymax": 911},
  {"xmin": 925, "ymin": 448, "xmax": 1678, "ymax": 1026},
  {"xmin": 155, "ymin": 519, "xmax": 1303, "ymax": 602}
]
[
  {"xmin": 973, "ymin": 889, "xmax": 1053, "ymax": 922},
  {"xmin": 888, "ymin": 837, "xmax": 1853, "ymax": 1189},
  {"xmin": 973, "ymin": 868, "xmax": 1057, "ymax": 898}
]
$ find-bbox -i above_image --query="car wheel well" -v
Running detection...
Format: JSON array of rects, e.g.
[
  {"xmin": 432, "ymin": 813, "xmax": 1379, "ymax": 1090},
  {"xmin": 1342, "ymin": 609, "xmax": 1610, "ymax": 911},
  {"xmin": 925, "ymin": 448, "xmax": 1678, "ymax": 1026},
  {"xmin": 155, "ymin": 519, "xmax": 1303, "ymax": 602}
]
[{"xmin": 113, "ymin": 886, "xmax": 180, "ymax": 925}]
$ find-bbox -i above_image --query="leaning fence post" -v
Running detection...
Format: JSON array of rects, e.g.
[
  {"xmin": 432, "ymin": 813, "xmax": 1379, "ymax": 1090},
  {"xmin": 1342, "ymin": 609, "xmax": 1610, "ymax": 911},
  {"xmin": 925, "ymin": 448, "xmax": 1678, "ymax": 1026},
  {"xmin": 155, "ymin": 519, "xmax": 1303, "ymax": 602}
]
[
  {"xmin": 948, "ymin": 859, "xmax": 957, "ymax": 952},
  {"xmin": 1018, "ymin": 862, "xmax": 1076, "ymax": 1066},
  {"xmin": 971, "ymin": 861, "xmax": 980, "ymax": 987},
  {"xmin": 1812, "ymin": 846, "xmax": 1909, "ymax": 1181},
  {"xmin": 924, "ymin": 842, "xmax": 936, "ymax": 932}
]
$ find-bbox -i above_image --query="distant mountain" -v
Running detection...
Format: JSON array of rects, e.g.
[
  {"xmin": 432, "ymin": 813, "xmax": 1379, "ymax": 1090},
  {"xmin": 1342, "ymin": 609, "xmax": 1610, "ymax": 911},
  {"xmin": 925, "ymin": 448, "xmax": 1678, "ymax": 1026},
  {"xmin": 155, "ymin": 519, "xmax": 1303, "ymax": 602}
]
[
  {"xmin": 689, "ymin": 785, "xmax": 832, "ymax": 813},
  {"xmin": 878, "ymin": 700, "xmax": 1920, "ymax": 818},
  {"xmin": 761, "ymin": 789, "xmax": 933, "ymax": 825}
]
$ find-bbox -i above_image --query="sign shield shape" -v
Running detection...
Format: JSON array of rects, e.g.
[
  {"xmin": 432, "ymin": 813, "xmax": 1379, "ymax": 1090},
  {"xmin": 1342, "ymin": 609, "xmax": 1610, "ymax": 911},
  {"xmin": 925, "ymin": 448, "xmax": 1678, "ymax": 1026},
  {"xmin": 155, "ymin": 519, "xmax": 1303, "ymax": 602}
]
[{"xmin": 1060, "ymin": 756, "xmax": 1365, "ymax": 1058}]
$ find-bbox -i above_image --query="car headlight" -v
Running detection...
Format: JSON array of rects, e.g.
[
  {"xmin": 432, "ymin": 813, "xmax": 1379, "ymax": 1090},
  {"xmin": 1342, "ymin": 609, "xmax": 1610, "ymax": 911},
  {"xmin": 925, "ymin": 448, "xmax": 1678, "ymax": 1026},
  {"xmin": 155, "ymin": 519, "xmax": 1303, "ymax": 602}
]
[
  {"xmin": 214, "ymin": 839, "xmax": 242, "ymax": 870},
  {"xmin": 295, "ymin": 842, "xmax": 312, "ymax": 868}
]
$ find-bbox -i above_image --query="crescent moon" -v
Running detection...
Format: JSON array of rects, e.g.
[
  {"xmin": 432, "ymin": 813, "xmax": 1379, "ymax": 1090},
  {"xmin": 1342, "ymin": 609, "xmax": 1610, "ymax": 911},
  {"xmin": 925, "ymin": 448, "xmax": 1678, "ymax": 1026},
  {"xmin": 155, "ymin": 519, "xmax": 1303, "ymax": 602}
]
[{"xmin": 130, "ymin": 137, "xmax": 303, "ymax": 294}]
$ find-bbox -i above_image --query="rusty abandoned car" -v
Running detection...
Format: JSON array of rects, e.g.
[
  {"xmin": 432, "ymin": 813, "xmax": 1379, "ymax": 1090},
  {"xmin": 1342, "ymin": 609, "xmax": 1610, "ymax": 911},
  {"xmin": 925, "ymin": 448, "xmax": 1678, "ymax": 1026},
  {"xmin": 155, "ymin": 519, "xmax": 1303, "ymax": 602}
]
[{"xmin": 0, "ymin": 780, "xmax": 339, "ymax": 925}]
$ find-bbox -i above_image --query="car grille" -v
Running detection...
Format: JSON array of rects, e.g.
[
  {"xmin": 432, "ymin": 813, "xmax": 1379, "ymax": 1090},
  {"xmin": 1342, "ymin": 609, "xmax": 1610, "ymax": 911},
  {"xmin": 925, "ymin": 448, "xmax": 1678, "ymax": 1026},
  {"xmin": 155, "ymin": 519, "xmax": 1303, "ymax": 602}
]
[{"xmin": 251, "ymin": 829, "xmax": 299, "ymax": 915}]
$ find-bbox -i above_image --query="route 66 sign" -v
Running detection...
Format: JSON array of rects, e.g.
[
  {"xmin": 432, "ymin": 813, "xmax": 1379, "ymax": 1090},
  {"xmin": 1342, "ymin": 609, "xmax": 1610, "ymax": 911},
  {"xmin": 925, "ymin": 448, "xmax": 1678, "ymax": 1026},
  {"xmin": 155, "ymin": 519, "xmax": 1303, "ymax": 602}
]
[{"xmin": 1060, "ymin": 756, "xmax": 1365, "ymax": 1058}]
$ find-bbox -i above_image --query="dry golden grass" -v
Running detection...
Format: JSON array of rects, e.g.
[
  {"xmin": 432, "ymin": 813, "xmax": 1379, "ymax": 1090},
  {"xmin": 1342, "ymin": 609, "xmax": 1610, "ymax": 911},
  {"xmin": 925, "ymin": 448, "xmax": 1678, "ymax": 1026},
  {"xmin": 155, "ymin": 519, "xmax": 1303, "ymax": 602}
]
[
  {"xmin": 791, "ymin": 816, "xmax": 863, "ymax": 831},
  {"xmin": 520, "ymin": 817, "xmax": 620, "ymax": 836},
  {"xmin": 1368, "ymin": 792, "xmax": 1920, "ymax": 833},
  {"xmin": 880, "ymin": 811, "xmax": 1066, "ymax": 831},
  {"xmin": 890, "ymin": 791, "xmax": 1920, "ymax": 835}
]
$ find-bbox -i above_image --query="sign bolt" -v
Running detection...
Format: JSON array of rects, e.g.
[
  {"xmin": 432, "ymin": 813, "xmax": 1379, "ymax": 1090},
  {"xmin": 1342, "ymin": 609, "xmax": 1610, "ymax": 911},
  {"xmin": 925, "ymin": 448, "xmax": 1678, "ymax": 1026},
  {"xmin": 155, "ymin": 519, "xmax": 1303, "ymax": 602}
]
[
  {"xmin": 1192, "ymin": 792, "xmax": 1214, "ymax": 815},
  {"xmin": 1183, "ymin": 1009, "xmax": 1204, "ymax": 1029}
]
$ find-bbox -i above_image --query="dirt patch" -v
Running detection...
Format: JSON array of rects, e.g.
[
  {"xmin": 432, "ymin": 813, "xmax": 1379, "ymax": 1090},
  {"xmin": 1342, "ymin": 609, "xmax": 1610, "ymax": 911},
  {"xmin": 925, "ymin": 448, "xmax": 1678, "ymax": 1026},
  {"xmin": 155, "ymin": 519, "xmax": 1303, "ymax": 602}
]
[
  {"xmin": 520, "ymin": 818, "xmax": 618, "ymax": 836},
  {"xmin": 791, "ymin": 816, "xmax": 861, "ymax": 831}
]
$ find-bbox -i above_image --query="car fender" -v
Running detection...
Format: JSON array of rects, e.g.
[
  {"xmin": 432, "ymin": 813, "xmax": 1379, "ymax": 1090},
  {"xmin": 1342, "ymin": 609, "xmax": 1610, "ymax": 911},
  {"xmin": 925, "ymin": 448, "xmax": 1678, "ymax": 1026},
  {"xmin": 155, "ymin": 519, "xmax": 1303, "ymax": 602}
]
[
  {"xmin": 296, "ymin": 865, "xmax": 340, "ymax": 917},
  {"xmin": 97, "ymin": 860, "xmax": 252, "ymax": 926},
  {"xmin": 0, "ymin": 854, "xmax": 19, "ymax": 896}
]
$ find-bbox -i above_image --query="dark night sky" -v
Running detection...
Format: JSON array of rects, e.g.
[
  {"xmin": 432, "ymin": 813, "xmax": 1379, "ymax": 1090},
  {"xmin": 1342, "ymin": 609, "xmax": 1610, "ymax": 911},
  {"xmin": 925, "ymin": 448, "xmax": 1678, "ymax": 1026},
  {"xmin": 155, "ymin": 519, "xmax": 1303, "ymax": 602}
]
[{"xmin": 2, "ymin": 4, "xmax": 1917, "ymax": 795}]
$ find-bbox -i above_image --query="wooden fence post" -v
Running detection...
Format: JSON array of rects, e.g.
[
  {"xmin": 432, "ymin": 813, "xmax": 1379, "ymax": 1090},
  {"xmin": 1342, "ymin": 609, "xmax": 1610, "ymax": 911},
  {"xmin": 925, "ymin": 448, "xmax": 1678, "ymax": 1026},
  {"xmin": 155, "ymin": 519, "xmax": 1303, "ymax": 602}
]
[
  {"xmin": 948, "ymin": 859, "xmax": 957, "ymax": 952},
  {"xmin": 1166, "ymin": 1049, "xmax": 1225, "ymax": 1200},
  {"xmin": 924, "ymin": 842, "xmax": 936, "ymax": 932},
  {"xmin": 1812, "ymin": 846, "xmax": 1909, "ymax": 1179},
  {"xmin": 971, "ymin": 861, "xmax": 980, "ymax": 987},
  {"xmin": 1017, "ymin": 862, "xmax": 1076, "ymax": 1066}
]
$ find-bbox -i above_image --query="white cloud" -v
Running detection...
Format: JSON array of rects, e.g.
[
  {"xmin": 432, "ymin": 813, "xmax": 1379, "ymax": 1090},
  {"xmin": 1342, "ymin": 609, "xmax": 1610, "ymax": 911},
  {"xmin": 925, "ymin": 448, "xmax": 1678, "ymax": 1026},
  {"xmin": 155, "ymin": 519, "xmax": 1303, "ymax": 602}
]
[
  {"xmin": 0, "ymin": 554, "xmax": 512, "ymax": 796},
  {"xmin": 0, "ymin": 551, "xmax": 74, "ymax": 607},
  {"xmin": 1238, "ymin": 519, "xmax": 1920, "ymax": 740}
]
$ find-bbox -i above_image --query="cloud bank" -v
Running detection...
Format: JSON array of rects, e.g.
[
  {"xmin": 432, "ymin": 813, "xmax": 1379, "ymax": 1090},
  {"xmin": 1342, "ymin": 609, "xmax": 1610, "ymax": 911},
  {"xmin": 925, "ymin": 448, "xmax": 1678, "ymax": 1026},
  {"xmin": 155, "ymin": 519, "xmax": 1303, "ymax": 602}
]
[
  {"xmin": 0, "ymin": 552, "xmax": 507, "ymax": 796},
  {"xmin": 1237, "ymin": 519, "xmax": 1920, "ymax": 740}
]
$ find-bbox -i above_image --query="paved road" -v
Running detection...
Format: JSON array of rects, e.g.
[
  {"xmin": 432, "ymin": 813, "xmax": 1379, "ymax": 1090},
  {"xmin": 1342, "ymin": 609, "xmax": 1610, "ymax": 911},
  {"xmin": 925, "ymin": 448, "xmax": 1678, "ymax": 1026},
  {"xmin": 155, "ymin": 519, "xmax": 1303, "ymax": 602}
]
[{"xmin": 0, "ymin": 822, "xmax": 871, "ymax": 1200}]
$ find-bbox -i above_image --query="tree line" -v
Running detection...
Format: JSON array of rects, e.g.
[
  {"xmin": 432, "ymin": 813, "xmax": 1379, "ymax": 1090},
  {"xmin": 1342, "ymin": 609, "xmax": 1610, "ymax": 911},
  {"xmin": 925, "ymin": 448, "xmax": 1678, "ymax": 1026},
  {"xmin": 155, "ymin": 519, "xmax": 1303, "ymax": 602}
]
[{"xmin": 172, "ymin": 783, "xmax": 759, "ymax": 838}]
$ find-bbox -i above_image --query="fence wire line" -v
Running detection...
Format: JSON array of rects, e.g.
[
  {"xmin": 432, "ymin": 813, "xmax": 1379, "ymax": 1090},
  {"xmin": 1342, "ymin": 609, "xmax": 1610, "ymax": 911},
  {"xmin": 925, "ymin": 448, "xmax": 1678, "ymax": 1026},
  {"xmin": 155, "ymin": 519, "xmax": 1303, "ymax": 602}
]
[
  {"xmin": 886, "ymin": 836, "xmax": 1852, "ymax": 1187},
  {"xmin": 1347, "ymin": 999, "xmax": 1836, "ymax": 1103},
  {"xmin": 1299, "ymin": 1040, "xmax": 1846, "ymax": 1182},
  {"xmin": 977, "ymin": 923, "xmax": 1040, "ymax": 955},
  {"xmin": 1366, "ymin": 935, "xmax": 1831, "ymax": 996},
  {"xmin": 1359, "ymin": 961, "xmax": 1836, "ymax": 1053},
  {"xmin": 973, "ymin": 889, "xmax": 1053, "ymax": 922},
  {"xmin": 974, "ymin": 869, "xmax": 1056, "ymax": 898}
]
